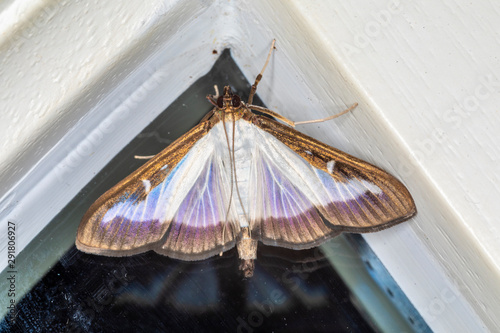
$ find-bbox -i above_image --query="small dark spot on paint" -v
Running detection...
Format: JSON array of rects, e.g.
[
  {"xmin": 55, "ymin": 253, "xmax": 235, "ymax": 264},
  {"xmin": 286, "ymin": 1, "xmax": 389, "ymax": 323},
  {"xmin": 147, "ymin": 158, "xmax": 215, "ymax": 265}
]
[{"xmin": 212, "ymin": 49, "xmax": 218, "ymax": 54}]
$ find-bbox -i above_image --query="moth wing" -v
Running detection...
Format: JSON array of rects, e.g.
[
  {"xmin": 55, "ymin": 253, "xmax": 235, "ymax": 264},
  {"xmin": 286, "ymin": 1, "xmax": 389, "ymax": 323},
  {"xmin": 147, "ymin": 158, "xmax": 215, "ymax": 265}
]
[
  {"xmin": 248, "ymin": 115, "xmax": 416, "ymax": 249},
  {"xmin": 76, "ymin": 120, "xmax": 239, "ymax": 260}
]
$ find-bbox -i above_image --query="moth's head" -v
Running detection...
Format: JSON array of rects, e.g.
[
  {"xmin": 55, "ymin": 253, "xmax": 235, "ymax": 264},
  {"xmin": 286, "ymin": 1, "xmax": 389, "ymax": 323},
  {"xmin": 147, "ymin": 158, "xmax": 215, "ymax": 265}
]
[{"xmin": 216, "ymin": 86, "xmax": 242, "ymax": 109}]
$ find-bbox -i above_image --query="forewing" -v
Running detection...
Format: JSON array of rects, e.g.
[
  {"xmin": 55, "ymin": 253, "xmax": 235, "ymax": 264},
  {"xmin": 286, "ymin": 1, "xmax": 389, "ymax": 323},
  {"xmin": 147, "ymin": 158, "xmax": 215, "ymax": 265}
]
[
  {"xmin": 76, "ymin": 119, "xmax": 238, "ymax": 259},
  {"xmin": 249, "ymin": 115, "xmax": 416, "ymax": 248}
]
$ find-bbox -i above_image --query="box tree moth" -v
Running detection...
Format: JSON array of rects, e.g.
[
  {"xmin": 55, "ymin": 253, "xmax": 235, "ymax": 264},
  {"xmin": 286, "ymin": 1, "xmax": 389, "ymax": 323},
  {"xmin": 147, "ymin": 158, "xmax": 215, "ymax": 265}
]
[{"xmin": 76, "ymin": 40, "xmax": 416, "ymax": 277}]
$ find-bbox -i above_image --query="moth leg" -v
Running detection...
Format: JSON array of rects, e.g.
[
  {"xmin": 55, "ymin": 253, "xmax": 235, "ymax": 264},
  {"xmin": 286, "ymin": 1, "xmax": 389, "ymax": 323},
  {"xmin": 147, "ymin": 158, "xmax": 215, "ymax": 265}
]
[
  {"xmin": 248, "ymin": 39, "xmax": 276, "ymax": 105},
  {"xmin": 247, "ymin": 103, "xmax": 358, "ymax": 127},
  {"xmin": 206, "ymin": 95, "xmax": 218, "ymax": 107},
  {"xmin": 247, "ymin": 104, "xmax": 295, "ymax": 127},
  {"xmin": 134, "ymin": 155, "xmax": 155, "ymax": 160},
  {"xmin": 206, "ymin": 84, "xmax": 221, "ymax": 107}
]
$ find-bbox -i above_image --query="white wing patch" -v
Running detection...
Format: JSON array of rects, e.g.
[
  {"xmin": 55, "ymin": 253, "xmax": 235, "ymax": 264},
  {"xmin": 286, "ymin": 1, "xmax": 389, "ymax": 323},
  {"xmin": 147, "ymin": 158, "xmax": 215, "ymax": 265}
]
[
  {"xmin": 142, "ymin": 179, "xmax": 151, "ymax": 194},
  {"xmin": 326, "ymin": 160, "xmax": 335, "ymax": 174}
]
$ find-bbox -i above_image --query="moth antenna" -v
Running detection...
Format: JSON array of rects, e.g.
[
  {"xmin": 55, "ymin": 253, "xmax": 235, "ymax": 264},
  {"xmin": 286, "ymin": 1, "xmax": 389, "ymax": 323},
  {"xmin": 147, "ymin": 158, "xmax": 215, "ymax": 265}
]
[
  {"xmin": 293, "ymin": 103, "xmax": 358, "ymax": 126},
  {"xmin": 221, "ymin": 111, "xmax": 234, "ymax": 247},
  {"xmin": 206, "ymin": 86, "xmax": 221, "ymax": 107},
  {"xmin": 248, "ymin": 39, "xmax": 276, "ymax": 105},
  {"xmin": 247, "ymin": 103, "xmax": 358, "ymax": 127}
]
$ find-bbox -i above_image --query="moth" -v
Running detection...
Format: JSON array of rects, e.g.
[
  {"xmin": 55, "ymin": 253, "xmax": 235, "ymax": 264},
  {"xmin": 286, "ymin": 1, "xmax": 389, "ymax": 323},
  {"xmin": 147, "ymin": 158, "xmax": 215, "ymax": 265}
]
[{"xmin": 76, "ymin": 41, "xmax": 416, "ymax": 277}]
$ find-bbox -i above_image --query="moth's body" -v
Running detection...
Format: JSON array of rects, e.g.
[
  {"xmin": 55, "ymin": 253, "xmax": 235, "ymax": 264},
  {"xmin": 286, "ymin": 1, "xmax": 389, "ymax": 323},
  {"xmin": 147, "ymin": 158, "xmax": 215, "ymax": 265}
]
[
  {"xmin": 76, "ymin": 42, "xmax": 416, "ymax": 278},
  {"xmin": 195, "ymin": 108, "xmax": 260, "ymax": 271},
  {"xmin": 208, "ymin": 119, "xmax": 258, "ymax": 272}
]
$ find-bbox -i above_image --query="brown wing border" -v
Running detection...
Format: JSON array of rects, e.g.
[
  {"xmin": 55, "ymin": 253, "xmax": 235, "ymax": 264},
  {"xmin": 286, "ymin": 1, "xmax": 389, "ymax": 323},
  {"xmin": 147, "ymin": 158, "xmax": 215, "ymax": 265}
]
[{"xmin": 76, "ymin": 118, "xmax": 217, "ymax": 257}]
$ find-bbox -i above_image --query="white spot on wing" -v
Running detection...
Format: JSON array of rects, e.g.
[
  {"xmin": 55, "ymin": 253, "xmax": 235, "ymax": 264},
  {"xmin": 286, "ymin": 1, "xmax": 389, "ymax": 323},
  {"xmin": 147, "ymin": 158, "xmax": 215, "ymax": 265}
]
[
  {"xmin": 326, "ymin": 160, "xmax": 335, "ymax": 174},
  {"xmin": 142, "ymin": 179, "xmax": 151, "ymax": 194},
  {"xmin": 305, "ymin": 150, "xmax": 312, "ymax": 155}
]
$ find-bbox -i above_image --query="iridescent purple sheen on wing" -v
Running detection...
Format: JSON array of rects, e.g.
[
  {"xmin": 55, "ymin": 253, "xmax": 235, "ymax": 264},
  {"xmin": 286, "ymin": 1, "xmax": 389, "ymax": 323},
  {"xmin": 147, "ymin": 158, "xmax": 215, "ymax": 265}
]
[
  {"xmin": 160, "ymin": 222, "xmax": 235, "ymax": 260},
  {"xmin": 255, "ymin": 156, "xmax": 335, "ymax": 247},
  {"xmin": 88, "ymin": 164, "xmax": 176, "ymax": 250},
  {"xmin": 159, "ymin": 158, "xmax": 237, "ymax": 259},
  {"xmin": 100, "ymin": 216, "xmax": 163, "ymax": 250}
]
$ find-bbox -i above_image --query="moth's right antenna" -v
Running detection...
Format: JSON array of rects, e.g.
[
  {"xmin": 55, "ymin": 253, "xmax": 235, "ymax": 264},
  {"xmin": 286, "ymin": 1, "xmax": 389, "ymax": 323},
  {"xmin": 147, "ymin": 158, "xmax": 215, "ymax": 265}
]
[{"xmin": 247, "ymin": 39, "xmax": 276, "ymax": 105}]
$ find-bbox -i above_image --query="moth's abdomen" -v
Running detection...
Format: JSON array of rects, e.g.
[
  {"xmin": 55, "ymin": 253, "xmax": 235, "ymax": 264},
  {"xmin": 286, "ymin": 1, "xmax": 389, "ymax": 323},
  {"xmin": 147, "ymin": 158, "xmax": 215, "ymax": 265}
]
[{"xmin": 214, "ymin": 120, "xmax": 255, "ymax": 228}]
